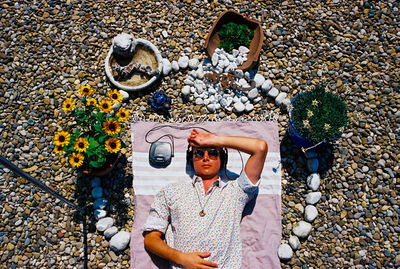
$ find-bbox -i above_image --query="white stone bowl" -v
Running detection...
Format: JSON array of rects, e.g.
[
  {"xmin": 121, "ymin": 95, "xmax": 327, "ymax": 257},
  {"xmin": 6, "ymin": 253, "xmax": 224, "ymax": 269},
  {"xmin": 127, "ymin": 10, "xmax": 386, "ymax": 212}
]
[{"xmin": 104, "ymin": 38, "xmax": 163, "ymax": 92}]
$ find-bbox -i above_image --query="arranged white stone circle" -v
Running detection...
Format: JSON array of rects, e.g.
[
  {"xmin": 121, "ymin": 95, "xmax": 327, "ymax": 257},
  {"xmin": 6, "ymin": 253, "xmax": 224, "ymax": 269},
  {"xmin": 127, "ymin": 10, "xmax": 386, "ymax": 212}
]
[
  {"xmin": 278, "ymin": 150, "xmax": 323, "ymax": 261},
  {"xmin": 91, "ymin": 177, "xmax": 131, "ymax": 252}
]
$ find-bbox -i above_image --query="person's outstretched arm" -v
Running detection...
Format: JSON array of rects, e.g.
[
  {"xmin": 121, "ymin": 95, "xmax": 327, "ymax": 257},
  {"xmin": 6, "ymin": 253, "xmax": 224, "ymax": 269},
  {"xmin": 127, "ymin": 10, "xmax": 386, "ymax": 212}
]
[
  {"xmin": 144, "ymin": 231, "xmax": 218, "ymax": 269},
  {"xmin": 188, "ymin": 129, "xmax": 268, "ymax": 184}
]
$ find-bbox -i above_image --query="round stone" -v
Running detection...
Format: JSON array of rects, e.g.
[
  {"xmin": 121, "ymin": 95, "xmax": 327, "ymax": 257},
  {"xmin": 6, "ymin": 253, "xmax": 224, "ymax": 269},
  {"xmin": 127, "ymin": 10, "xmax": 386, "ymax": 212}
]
[
  {"xmin": 293, "ymin": 221, "xmax": 312, "ymax": 239},
  {"xmin": 278, "ymin": 243, "xmax": 293, "ymax": 260}
]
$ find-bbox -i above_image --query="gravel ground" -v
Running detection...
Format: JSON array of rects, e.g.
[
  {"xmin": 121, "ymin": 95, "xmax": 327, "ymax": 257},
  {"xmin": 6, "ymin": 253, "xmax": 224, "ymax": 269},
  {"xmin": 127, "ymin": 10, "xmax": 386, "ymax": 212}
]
[{"xmin": 0, "ymin": 0, "xmax": 399, "ymax": 268}]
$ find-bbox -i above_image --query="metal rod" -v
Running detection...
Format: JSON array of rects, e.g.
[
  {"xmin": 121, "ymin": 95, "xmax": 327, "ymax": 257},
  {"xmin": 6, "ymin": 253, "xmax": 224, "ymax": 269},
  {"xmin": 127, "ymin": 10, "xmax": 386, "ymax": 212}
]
[
  {"xmin": 0, "ymin": 154, "xmax": 84, "ymax": 213},
  {"xmin": 0, "ymin": 154, "xmax": 89, "ymax": 268}
]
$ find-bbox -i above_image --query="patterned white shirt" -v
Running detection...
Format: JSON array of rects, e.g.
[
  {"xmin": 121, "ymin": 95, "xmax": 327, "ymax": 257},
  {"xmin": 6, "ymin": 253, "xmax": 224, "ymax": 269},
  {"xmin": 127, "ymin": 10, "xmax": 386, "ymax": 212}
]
[{"xmin": 143, "ymin": 172, "xmax": 259, "ymax": 269}]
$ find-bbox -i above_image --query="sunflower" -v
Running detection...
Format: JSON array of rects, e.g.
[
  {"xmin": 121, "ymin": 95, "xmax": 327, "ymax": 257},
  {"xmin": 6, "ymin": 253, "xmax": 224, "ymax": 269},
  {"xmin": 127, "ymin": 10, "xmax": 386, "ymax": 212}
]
[
  {"xmin": 98, "ymin": 99, "xmax": 113, "ymax": 113},
  {"xmin": 86, "ymin": 98, "xmax": 97, "ymax": 106},
  {"xmin": 107, "ymin": 90, "xmax": 123, "ymax": 104},
  {"xmin": 74, "ymin": 137, "xmax": 89, "ymax": 153},
  {"xmin": 54, "ymin": 131, "xmax": 70, "ymax": 147},
  {"xmin": 69, "ymin": 152, "xmax": 84, "ymax": 168},
  {"xmin": 103, "ymin": 118, "xmax": 121, "ymax": 135},
  {"xmin": 116, "ymin": 107, "xmax": 129, "ymax": 122},
  {"xmin": 62, "ymin": 98, "xmax": 75, "ymax": 112},
  {"xmin": 105, "ymin": 138, "xmax": 121, "ymax": 153},
  {"xmin": 79, "ymin": 85, "xmax": 94, "ymax": 96},
  {"xmin": 54, "ymin": 145, "xmax": 64, "ymax": 154}
]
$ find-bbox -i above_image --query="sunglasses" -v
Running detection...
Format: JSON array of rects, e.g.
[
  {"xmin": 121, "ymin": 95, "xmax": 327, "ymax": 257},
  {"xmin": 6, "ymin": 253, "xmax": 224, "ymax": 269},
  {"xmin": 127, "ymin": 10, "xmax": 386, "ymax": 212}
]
[{"xmin": 193, "ymin": 148, "xmax": 220, "ymax": 159}]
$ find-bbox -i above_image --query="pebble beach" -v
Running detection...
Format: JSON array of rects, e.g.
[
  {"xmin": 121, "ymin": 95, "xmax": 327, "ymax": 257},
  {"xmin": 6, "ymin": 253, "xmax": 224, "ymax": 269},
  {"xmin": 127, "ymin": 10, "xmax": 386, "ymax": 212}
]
[{"xmin": 0, "ymin": 0, "xmax": 399, "ymax": 268}]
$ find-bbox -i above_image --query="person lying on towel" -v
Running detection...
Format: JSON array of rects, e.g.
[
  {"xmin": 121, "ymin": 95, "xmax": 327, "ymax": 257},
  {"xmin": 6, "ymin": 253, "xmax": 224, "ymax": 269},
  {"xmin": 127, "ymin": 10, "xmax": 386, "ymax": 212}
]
[{"xmin": 143, "ymin": 129, "xmax": 268, "ymax": 269}]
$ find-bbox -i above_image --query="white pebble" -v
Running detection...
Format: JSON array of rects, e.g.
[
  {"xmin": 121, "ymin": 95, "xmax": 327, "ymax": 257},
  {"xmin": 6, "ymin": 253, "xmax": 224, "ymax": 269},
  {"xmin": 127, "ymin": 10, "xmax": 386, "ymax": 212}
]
[
  {"xmin": 233, "ymin": 102, "xmax": 245, "ymax": 113},
  {"xmin": 247, "ymin": 88, "xmax": 258, "ymax": 100},
  {"xmin": 96, "ymin": 217, "xmax": 114, "ymax": 232},
  {"xmin": 178, "ymin": 56, "xmax": 189, "ymax": 69},
  {"xmin": 195, "ymin": 98, "xmax": 204, "ymax": 105},
  {"xmin": 268, "ymin": 87, "xmax": 279, "ymax": 98},
  {"xmin": 245, "ymin": 103, "xmax": 254, "ymax": 112},
  {"xmin": 110, "ymin": 231, "xmax": 131, "ymax": 252},
  {"xmin": 162, "ymin": 58, "xmax": 171, "ymax": 76},
  {"xmin": 253, "ymin": 74, "xmax": 265, "ymax": 88},
  {"xmin": 275, "ymin": 92, "xmax": 288, "ymax": 106},
  {"xmin": 278, "ymin": 244, "xmax": 293, "ymax": 260},
  {"xmin": 304, "ymin": 205, "xmax": 318, "ymax": 222},
  {"xmin": 171, "ymin": 60, "xmax": 179, "ymax": 72},
  {"xmin": 94, "ymin": 209, "xmax": 107, "ymax": 220},
  {"xmin": 305, "ymin": 192, "xmax": 321, "ymax": 205},
  {"xmin": 212, "ymin": 53, "xmax": 219, "ymax": 66},
  {"xmin": 207, "ymin": 103, "xmax": 216, "ymax": 113},
  {"xmin": 289, "ymin": 235, "xmax": 301, "ymax": 250},
  {"xmin": 261, "ymin": 79, "xmax": 273, "ymax": 92},
  {"xmin": 293, "ymin": 221, "xmax": 312, "ymax": 239},
  {"xmin": 307, "ymin": 173, "xmax": 321, "ymax": 191},
  {"xmin": 238, "ymin": 46, "xmax": 250, "ymax": 54},
  {"xmin": 119, "ymin": 90, "xmax": 129, "ymax": 101},
  {"xmin": 188, "ymin": 58, "xmax": 199, "ymax": 70},
  {"xmin": 104, "ymin": 226, "xmax": 118, "ymax": 239}
]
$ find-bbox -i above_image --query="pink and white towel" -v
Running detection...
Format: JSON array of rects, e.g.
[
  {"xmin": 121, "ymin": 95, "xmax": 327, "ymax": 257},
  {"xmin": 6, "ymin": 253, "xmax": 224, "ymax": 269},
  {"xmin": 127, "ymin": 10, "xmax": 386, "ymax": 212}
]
[{"xmin": 130, "ymin": 121, "xmax": 281, "ymax": 269}]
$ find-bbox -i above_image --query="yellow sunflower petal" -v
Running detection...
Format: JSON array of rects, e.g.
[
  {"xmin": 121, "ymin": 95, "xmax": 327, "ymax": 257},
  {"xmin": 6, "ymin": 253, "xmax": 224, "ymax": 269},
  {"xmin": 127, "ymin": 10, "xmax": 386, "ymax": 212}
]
[
  {"xmin": 54, "ymin": 145, "xmax": 64, "ymax": 154},
  {"xmin": 62, "ymin": 98, "xmax": 75, "ymax": 112},
  {"xmin": 69, "ymin": 152, "xmax": 84, "ymax": 168},
  {"xmin": 79, "ymin": 85, "xmax": 94, "ymax": 96},
  {"xmin": 107, "ymin": 90, "xmax": 122, "ymax": 104},
  {"xmin": 105, "ymin": 138, "xmax": 121, "ymax": 153},
  {"xmin": 74, "ymin": 137, "xmax": 90, "ymax": 153},
  {"xmin": 86, "ymin": 98, "xmax": 97, "ymax": 106},
  {"xmin": 102, "ymin": 119, "xmax": 121, "ymax": 136},
  {"xmin": 117, "ymin": 108, "xmax": 129, "ymax": 122},
  {"xmin": 54, "ymin": 131, "xmax": 70, "ymax": 147},
  {"xmin": 98, "ymin": 99, "xmax": 113, "ymax": 113}
]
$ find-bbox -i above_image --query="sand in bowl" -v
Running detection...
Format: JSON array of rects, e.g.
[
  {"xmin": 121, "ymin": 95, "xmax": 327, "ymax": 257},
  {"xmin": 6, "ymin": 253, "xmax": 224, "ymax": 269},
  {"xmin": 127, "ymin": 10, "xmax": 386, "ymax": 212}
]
[{"xmin": 109, "ymin": 44, "xmax": 158, "ymax": 87}]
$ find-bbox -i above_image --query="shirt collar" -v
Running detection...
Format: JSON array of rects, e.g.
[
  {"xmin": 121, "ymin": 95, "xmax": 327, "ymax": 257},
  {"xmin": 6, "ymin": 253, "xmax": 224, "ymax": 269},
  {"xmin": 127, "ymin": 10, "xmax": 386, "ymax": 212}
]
[{"xmin": 192, "ymin": 175, "xmax": 228, "ymax": 188}]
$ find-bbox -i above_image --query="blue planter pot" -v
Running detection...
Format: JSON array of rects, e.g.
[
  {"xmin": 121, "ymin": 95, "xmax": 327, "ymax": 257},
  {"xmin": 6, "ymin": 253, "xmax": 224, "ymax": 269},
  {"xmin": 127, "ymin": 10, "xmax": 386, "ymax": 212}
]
[{"xmin": 288, "ymin": 94, "xmax": 328, "ymax": 150}]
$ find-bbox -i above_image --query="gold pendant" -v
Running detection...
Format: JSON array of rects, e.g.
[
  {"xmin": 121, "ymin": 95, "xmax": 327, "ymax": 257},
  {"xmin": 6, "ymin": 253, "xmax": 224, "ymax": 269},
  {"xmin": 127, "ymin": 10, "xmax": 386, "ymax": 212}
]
[{"xmin": 199, "ymin": 210, "xmax": 206, "ymax": 217}]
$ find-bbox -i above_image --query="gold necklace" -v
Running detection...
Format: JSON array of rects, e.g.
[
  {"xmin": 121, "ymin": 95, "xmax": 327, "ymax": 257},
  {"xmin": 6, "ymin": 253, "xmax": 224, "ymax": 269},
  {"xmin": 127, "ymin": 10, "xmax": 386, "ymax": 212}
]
[{"xmin": 194, "ymin": 183, "xmax": 217, "ymax": 217}]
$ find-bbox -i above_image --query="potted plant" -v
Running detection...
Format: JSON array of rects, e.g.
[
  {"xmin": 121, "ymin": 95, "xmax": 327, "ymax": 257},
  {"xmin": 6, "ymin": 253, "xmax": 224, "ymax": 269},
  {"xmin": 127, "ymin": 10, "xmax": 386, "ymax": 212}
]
[
  {"xmin": 204, "ymin": 9, "xmax": 264, "ymax": 71},
  {"xmin": 288, "ymin": 84, "xmax": 348, "ymax": 150},
  {"xmin": 54, "ymin": 85, "xmax": 129, "ymax": 176}
]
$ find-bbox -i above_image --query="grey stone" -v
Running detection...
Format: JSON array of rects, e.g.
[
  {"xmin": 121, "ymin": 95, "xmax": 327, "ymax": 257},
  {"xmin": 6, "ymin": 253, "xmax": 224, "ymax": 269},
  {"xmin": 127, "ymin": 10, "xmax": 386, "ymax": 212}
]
[
  {"xmin": 245, "ymin": 103, "xmax": 254, "ymax": 112},
  {"xmin": 178, "ymin": 56, "xmax": 189, "ymax": 69},
  {"xmin": 207, "ymin": 103, "xmax": 216, "ymax": 113},
  {"xmin": 110, "ymin": 231, "xmax": 130, "ymax": 252},
  {"xmin": 293, "ymin": 221, "xmax": 312, "ymax": 239},
  {"xmin": 253, "ymin": 74, "xmax": 265, "ymax": 88},
  {"xmin": 305, "ymin": 192, "xmax": 321, "ymax": 205},
  {"xmin": 278, "ymin": 243, "xmax": 293, "ymax": 260},
  {"xmin": 94, "ymin": 209, "xmax": 107, "ymax": 220},
  {"xmin": 188, "ymin": 58, "xmax": 199, "ymax": 70},
  {"xmin": 171, "ymin": 60, "xmax": 179, "ymax": 72},
  {"xmin": 104, "ymin": 226, "xmax": 118, "ymax": 239},
  {"xmin": 268, "ymin": 87, "xmax": 279, "ymax": 98},
  {"xmin": 233, "ymin": 102, "xmax": 245, "ymax": 113},
  {"xmin": 96, "ymin": 217, "xmax": 114, "ymax": 232},
  {"xmin": 247, "ymin": 88, "xmax": 258, "ymax": 100},
  {"xmin": 304, "ymin": 205, "xmax": 318, "ymax": 222},
  {"xmin": 289, "ymin": 235, "xmax": 301, "ymax": 250},
  {"xmin": 275, "ymin": 92, "xmax": 287, "ymax": 106},
  {"xmin": 261, "ymin": 79, "xmax": 273, "ymax": 92},
  {"xmin": 162, "ymin": 58, "xmax": 171, "ymax": 76},
  {"xmin": 307, "ymin": 173, "xmax": 320, "ymax": 191}
]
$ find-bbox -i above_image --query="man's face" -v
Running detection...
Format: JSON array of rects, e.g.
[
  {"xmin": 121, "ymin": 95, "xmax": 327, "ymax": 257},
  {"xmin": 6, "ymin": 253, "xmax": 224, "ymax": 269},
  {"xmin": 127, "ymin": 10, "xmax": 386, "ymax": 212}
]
[{"xmin": 192, "ymin": 147, "xmax": 221, "ymax": 180}]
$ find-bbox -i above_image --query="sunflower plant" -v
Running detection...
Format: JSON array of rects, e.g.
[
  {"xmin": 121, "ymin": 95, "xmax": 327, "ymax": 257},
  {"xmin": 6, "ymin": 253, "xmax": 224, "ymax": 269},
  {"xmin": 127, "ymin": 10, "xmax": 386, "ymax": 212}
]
[
  {"xmin": 290, "ymin": 84, "xmax": 348, "ymax": 143},
  {"xmin": 54, "ymin": 85, "xmax": 129, "ymax": 170}
]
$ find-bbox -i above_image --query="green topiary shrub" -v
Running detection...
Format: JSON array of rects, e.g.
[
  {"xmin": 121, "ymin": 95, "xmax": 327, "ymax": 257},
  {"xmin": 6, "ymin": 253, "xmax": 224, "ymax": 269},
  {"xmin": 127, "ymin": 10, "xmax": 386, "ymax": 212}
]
[
  {"xmin": 291, "ymin": 84, "xmax": 348, "ymax": 143},
  {"xmin": 218, "ymin": 22, "xmax": 254, "ymax": 54}
]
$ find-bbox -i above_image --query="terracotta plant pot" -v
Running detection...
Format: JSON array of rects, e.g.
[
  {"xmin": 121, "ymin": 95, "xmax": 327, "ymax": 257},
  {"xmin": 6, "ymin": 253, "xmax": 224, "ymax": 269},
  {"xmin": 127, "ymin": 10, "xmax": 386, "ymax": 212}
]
[
  {"xmin": 81, "ymin": 154, "xmax": 119, "ymax": 177},
  {"xmin": 204, "ymin": 9, "xmax": 264, "ymax": 71}
]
